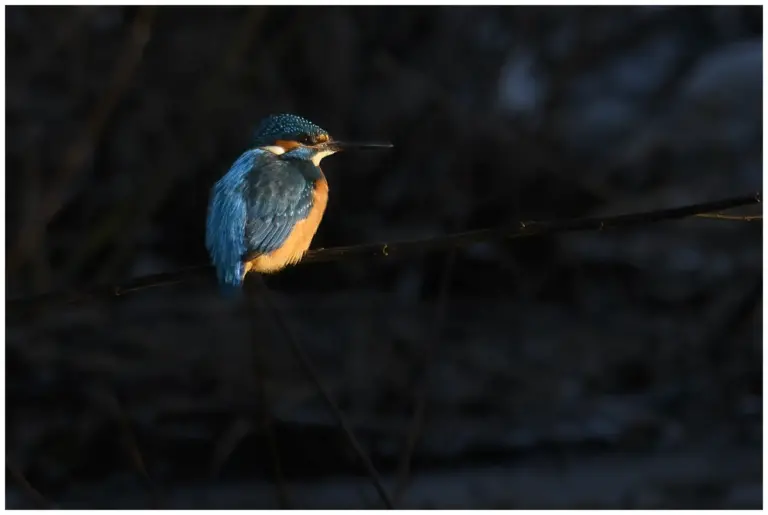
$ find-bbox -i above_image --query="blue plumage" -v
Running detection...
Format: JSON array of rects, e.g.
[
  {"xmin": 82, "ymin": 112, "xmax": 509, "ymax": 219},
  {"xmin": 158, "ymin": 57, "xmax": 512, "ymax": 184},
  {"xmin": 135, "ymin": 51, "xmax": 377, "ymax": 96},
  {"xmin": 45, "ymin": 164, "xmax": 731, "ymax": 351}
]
[
  {"xmin": 205, "ymin": 150, "xmax": 255, "ymax": 295},
  {"xmin": 206, "ymin": 113, "xmax": 390, "ymax": 296},
  {"xmin": 206, "ymin": 147, "xmax": 321, "ymax": 295},
  {"xmin": 252, "ymin": 114, "xmax": 326, "ymax": 146},
  {"xmin": 244, "ymin": 156, "xmax": 317, "ymax": 255}
]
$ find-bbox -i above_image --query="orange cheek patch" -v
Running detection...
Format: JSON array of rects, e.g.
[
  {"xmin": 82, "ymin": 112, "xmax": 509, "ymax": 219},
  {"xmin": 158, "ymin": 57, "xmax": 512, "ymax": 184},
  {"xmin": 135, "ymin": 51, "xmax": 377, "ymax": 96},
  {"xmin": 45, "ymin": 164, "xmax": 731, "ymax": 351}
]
[
  {"xmin": 315, "ymin": 134, "xmax": 329, "ymax": 143},
  {"xmin": 275, "ymin": 139, "xmax": 301, "ymax": 151}
]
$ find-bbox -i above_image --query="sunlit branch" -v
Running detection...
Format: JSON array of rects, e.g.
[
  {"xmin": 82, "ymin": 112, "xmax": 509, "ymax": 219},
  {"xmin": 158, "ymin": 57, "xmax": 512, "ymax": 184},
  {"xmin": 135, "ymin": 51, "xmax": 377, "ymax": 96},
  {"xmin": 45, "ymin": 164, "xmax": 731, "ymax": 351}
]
[{"xmin": 7, "ymin": 192, "xmax": 761, "ymax": 319}]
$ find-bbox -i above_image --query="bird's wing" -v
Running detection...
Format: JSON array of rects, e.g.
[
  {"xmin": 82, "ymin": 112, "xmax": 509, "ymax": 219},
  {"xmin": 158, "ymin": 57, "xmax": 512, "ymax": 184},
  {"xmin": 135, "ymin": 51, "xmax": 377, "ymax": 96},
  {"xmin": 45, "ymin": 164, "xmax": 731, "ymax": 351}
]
[
  {"xmin": 205, "ymin": 149, "xmax": 259, "ymax": 290},
  {"xmin": 244, "ymin": 157, "xmax": 314, "ymax": 256},
  {"xmin": 206, "ymin": 150, "xmax": 315, "ymax": 292}
]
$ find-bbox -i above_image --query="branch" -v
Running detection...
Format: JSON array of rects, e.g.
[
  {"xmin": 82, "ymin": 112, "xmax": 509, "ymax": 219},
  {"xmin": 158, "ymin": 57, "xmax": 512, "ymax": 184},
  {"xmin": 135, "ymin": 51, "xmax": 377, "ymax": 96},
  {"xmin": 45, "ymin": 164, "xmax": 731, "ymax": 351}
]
[
  {"xmin": 250, "ymin": 276, "xmax": 395, "ymax": 509},
  {"xmin": 694, "ymin": 213, "xmax": 762, "ymax": 221},
  {"xmin": 248, "ymin": 296, "xmax": 291, "ymax": 508},
  {"xmin": 6, "ymin": 460, "xmax": 56, "ymax": 509},
  {"xmin": 394, "ymin": 249, "xmax": 456, "ymax": 502},
  {"xmin": 99, "ymin": 391, "xmax": 165, "ymax": 508},
  {"xmin": 8, "ymin": 7, "xmax": 155, "ymax": 274},
  {"xmin": 7, "ymin": 193, "xmax": 760, "ymax": 318}
]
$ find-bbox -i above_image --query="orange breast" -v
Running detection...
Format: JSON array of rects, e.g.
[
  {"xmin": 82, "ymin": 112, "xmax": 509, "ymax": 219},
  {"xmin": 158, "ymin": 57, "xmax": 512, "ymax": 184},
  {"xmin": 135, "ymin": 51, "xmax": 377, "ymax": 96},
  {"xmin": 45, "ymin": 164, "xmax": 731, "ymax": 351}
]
[{"xmin": 244, "ymin": 177, "xmax": 329, "ymax": 275}]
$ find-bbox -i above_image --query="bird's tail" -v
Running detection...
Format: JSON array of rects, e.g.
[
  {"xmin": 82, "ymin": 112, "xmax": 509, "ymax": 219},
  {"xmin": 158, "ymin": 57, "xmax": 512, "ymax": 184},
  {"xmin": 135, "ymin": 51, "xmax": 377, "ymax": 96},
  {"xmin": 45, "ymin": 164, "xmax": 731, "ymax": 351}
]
[
  {"xmin": 219, "ymin": 284, "xmax": 243, "ymax": 299},
  {"xmin": 215, "ymin": 263, "xmax": 245, "ymax": 299}
]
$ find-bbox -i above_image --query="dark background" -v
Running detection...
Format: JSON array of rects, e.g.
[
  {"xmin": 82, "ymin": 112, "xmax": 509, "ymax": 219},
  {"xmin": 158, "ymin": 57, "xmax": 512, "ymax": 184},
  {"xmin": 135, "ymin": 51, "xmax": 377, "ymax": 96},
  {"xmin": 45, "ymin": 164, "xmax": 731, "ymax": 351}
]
[{"xmin": 5, "ymin": 5, "xmax": 762, "ymax": 509}]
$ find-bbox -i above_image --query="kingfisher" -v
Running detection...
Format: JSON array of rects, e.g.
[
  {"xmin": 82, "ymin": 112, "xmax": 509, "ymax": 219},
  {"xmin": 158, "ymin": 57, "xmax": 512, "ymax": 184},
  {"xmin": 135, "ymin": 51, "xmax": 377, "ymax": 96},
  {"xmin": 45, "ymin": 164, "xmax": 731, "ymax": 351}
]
[{"xmin": 206, "ymin": 113, "xmax": 392, "ymax": 295}]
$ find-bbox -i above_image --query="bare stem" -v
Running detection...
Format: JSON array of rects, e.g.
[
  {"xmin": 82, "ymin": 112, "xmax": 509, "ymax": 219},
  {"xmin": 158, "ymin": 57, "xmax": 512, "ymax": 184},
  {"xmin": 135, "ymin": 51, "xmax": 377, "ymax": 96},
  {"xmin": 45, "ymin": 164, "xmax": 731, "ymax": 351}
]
[
  {"xmin": 394, "ymin": 249, "xmax": 457, "ymax": 503},
  {"xmin": 6, "ymin": 460, "xmax": 56, "ymax": 509},
  {"xmin": 250, "ymin": 276, "xmax": 395, "ymax": 509},
  {"xmin": 7, "ymin": 192, "xmax": 761, "ymax": 318}
]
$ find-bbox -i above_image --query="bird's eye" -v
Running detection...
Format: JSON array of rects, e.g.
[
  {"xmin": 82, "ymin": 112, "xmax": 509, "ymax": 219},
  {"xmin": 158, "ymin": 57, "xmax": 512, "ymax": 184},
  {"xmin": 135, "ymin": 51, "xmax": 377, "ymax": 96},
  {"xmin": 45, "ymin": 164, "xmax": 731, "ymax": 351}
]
[{"xmin": 299, "ymin": 134, "xmax": 313, "ymax": 144}]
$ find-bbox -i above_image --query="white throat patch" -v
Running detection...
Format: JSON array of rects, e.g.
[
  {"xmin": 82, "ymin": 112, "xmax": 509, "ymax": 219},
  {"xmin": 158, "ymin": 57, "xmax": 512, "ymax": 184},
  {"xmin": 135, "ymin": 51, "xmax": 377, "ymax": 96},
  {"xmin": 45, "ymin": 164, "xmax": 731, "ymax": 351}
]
[
  {"xmin": 261, "ymin": 145, "xmax": 286, "ymax": 155},
  {"xmin": 311, "ymin": 149, "xmax": 337, "ymax": 166},
  {"xmin": 261, "ymin": 145, "xmax": 336, "ymax": 166}
]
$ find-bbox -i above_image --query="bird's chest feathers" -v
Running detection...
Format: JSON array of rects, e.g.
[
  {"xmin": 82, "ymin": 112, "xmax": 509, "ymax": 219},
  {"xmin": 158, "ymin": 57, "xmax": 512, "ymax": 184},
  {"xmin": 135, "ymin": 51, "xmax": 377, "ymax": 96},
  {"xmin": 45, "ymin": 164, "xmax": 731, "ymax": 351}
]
[
  {"xmin": 302, "ymin": 176, "xmax": 329, "ymax": 235},
  {"xmin": 298, "ymin": 175, "xmax": 329, "ymax": 220},
  {"xmin": 243, "ymin": 177, "xmax": 328, "ymax": 274}
]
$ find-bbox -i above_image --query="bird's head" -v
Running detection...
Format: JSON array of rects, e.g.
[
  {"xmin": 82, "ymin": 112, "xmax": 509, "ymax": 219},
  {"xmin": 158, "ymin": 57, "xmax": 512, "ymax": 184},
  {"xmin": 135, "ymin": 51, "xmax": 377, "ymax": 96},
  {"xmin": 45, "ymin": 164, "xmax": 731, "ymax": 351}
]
[{"xmin": 253, "ymin": 113, "xmax": 392, "ymax": 166}]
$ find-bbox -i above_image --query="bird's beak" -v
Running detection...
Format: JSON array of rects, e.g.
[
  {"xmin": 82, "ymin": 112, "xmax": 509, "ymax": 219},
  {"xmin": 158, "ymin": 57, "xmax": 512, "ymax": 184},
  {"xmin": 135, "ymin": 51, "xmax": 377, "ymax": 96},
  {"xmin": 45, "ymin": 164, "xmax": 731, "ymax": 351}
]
[
  {"xmin": 308, "ymin": 140, "xmax": 392, "ymax": 166},
  {"xmin": 326, "ymin": 141, "xmax": 394, "ymax": 152}
]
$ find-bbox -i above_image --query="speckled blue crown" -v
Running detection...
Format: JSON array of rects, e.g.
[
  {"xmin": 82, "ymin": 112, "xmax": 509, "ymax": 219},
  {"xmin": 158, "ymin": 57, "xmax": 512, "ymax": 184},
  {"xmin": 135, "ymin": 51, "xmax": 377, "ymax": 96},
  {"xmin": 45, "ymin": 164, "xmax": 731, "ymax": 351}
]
[{"xmin": 253, "ymin": 114, "xmax": 328, "ymax": 146}]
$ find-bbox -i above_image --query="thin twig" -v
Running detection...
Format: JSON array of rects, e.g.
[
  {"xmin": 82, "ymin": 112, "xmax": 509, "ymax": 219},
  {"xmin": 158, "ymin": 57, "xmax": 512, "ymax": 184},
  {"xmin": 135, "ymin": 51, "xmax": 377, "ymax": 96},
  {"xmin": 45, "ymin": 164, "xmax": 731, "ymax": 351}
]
[
  {"xmin": 78, "ymin": 7, "xmax": 266, "ymax": 283},
  {"xmin": 101, "ymin": 391, "xmax": 164, "ymax": 508},
  {"xmin": 6, "ymin": 460, "xmax": 56, "ymax": 509},
  {"xmin": 249, "ymin": 297, "xmax": 292, "ymax": 508},
  {"xmin": 210, "ymin": 417, "xmax": 253, "ymax": 479},
  {"xmin": 394, "ymin": 249, "xmax": 457, "ymax": 503},
  {"xmin": 22, "ymin": 154, "xmax": 52, "ymax": 293},
  {"xmin": 700, "ymin": 277, "xmax": 762, "ymax": 411},
  {"xmin": 24, "ymin": 6, "xmax": 96, "ymax": 78},
  {"xmin": 6, "ymin": 192, "xmax": 761, "ymax": 318},
  {"xmin": 703, "ymin": 278, "xmax": 763, "ymax": 353},
  {"xmin": 8, "ymin": 6, "xmax": 155, "ymax": 274},
  {"xmin": 694, "ymin": 213, "xmax": 762, "ymax": 221},
  {"xmin": 250, "ymin": 276, "xmax": 395, "ymax": 509}
]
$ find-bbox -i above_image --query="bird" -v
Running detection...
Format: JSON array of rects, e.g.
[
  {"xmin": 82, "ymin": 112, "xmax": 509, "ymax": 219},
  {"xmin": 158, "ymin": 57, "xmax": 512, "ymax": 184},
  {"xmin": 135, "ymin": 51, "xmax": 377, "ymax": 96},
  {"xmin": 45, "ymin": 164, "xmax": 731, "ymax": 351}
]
[{"xmin": 206, "ymin": 113, "xmax": 392, "ymax": 295}]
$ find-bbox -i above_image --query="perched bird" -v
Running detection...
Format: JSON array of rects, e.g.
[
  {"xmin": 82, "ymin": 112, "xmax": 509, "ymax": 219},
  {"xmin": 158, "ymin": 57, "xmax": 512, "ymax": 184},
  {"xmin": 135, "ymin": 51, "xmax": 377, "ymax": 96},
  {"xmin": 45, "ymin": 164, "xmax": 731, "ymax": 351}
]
[{"xmin": 206, "ymin": 114, "xmax": 392, "ymax": 295}]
